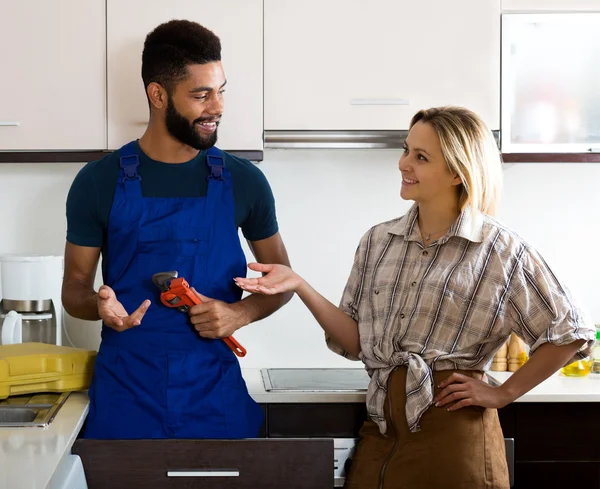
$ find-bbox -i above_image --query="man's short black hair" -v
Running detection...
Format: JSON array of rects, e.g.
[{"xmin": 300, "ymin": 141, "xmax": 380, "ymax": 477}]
[{"xmin": 142, "ymin": 19, "xmax": 221, "ymax": 95}]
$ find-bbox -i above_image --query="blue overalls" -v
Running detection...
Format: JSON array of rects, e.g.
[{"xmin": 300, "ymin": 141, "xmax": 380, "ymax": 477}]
[{"xmin": 84, "ymin": 141, "xmax": 263, "ymax": 439}]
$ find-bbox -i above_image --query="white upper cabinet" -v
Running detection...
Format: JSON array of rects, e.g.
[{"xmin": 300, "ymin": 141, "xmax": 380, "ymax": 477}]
[
  {"xmin": 264, "ymin": 0, "xmax": 500, "ymax": 131},
  {"xmin": 0, "ymin": 1, "xmax": 106, "ymax": 150},
  {"xmin": 502, "ymin": 0, "xmax": 600, "ymax": 10},
  {"xmin": 501, "ymin": 13, "xmax": 600, "ymax": 153},
  {"xmin": 107, "ymin": 0, "xmax": 263, "ymax": 151}
]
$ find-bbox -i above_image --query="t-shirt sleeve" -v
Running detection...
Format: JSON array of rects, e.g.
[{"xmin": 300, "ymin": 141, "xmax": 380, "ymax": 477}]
[
  {"xmin": 239, "ymin": 163, "xmax": 279, "ymax": 242},
  {"xmin": 66, "ymin": 163, "xmax": 104, "ymax": 247},
  {"xmin": 507, "ymin": 246, "xmax": 596, "ymax": 365}
]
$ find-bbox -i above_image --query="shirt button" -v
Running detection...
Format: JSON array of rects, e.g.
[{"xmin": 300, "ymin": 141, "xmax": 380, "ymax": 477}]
[
  {"xmin": 422, "ymin": 250, "xmax": 429, "ymax": 256},
  {"xmin": 374, "ymin": 290, "xmax": 380, "ymax": 295},
  {"xmin": 411, "ymin": 281, "xmax": 417, "ymax": 287},
  {"xmin": 400, "ymin": 313, "xmax": 405, "ymax": 319}
]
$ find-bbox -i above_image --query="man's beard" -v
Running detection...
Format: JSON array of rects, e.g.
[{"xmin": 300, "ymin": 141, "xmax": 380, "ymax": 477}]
[{"xmin": 165, "ymin": 97, "xmax": 219, "ymax": 150}]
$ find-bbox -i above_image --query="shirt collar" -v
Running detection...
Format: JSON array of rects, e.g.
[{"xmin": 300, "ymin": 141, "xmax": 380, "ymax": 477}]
[{"xmin": 389, "ymin": 203, "xmax": 484, "ymax": 244}]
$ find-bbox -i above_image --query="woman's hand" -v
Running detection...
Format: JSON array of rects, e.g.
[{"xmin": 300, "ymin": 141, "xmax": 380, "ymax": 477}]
[
  {"xmin": 234, "ymin": 263, "xmax": 304, "ymax": 295},
  {"xmin": 433, "ymin": 373, "xmax": 514, "ymax": 411}
]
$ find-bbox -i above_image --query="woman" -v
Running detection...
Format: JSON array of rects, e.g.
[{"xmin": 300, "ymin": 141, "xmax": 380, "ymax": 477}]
[{"xmin": 235, "ymin": 106, "xmax": 595, "ymax": 488}]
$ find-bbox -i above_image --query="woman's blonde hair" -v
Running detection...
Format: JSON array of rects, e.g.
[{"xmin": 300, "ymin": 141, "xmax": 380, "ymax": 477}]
[{"xmin": 409, "ymin": 106, "xmax": 503, "ymax": 216}]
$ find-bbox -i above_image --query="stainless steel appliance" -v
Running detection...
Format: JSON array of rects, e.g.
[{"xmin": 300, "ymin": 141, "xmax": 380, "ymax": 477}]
[{"xmin": 261, "ymin": 368, "xmax": 369, "ymax": 392}]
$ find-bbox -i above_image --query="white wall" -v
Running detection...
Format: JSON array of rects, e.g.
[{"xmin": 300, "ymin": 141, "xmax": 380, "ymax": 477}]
[{"xmin": 0, "ymin": 150, "xmax": 598, "ymax": 367}]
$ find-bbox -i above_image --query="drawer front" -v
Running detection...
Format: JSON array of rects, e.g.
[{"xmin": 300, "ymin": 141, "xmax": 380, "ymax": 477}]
[{"xmin": 73, "ymin": 438, "xmax": 333, "ymax": 489}]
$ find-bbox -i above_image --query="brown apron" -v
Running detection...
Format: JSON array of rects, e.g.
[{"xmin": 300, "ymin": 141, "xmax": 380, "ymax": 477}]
[{"xmin": 345, "ymin": 367, "xmax": 509, "ymax": 489}]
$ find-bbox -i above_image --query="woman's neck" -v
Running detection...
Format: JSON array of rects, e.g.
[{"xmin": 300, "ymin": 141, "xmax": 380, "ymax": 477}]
[{"xmin": 417, "ymin": 200, "xmax": 461, "ymax": 238}]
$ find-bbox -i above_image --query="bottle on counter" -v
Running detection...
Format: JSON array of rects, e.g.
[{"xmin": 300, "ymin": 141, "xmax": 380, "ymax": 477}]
[
  {"xmin": 590, "ymin": 330, "xmax": 600, "ymax": 374},
  {"xmin": 561, "ymin": 330, "xmax": 597, "ymax": 377},
  {"xmin": 561, "ymin": 356, "xmax": 593, "ymax": 377}
]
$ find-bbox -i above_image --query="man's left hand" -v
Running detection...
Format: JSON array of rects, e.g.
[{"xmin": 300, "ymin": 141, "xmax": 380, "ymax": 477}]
[
  {"xmin": 433, "ymin": 373, "xmax": 513, "ymax": 411},
  {"xmin": 188, "ymin": 288, "xmax": 248, "ymax": 339}
]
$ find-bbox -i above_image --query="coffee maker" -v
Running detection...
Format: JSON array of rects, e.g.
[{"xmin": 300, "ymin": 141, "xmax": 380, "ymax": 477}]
[{"xmin": 0, "ymin": 255, "xmax": 64, "ymax": 346}]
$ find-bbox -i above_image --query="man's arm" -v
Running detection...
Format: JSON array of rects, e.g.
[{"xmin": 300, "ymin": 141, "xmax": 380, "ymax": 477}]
[
  {"xmin": 62, "ymin": 241, "xmax": 102, "ymax": 320},
  {"xmin": 188, "ymin": 232, "xmax": 293, "ymax": 339},
  {"xmin": 62, "ymin": 241, "xmax": 151, "ymax": 330}
]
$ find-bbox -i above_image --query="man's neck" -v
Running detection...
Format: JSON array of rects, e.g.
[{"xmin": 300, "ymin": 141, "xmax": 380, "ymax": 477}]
[{"xmin": 138, "ymin": 123, "xmax": 200, "ymax": 164}]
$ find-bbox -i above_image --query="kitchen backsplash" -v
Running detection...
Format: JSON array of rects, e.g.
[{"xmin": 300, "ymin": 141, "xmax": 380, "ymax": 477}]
[{"xmin": 0, "ymin": 149, "xmax": 597, "ymax": 368}]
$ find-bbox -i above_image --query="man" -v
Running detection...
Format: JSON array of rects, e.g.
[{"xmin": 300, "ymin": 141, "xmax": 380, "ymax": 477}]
[{"xmin": 62, "ymin": 19, "xmax": 291, "ymax": 439}]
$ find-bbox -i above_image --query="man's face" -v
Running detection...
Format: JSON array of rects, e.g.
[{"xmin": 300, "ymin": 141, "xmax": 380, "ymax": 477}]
[{"xmin": 164, "ymin": 61, "xmax": 226, "ymax": 150}]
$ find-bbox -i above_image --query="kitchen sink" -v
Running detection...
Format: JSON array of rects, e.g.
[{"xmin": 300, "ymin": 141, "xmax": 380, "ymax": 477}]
[
  {"xmin": 0, "ymin": 407, "xmax": 38, "ymax": 423},
  {"xmin": 0, "ymin": 392, "xmax": 70, "ymax": 428}
]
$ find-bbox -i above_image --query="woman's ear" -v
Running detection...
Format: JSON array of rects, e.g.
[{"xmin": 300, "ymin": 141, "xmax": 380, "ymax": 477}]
[{"xmin": 451, "ymin": 174, "xmax": 463, "ymax": 186}]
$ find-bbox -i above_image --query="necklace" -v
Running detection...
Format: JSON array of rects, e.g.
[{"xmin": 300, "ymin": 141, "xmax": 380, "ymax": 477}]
[{"xmin": 422, "ymin": 226, "xmax": 450, "ymax": 241}]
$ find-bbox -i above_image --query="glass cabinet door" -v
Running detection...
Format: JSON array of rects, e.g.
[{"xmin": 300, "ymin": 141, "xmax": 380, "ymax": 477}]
[{"xmin": 502, "ymin": 13, "xmax": 600, "ymax": 153}]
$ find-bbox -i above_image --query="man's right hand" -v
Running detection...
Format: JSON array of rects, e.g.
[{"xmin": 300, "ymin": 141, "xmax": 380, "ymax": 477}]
[{"xmin": 97, "ymin": 285, "xmax": 151, "ymax": 332}]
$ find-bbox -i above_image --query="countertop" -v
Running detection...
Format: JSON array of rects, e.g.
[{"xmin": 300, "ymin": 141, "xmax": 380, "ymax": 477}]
[
  {"xmin": 487, "ymin": 370, "xmax": 600, "ymax": 402},
  {"xmin": 4, "ymin": 368, "xmax": 600, "ymax": 488},
  {"xmin": 0, "ymin": 392, "xmax": 89, "ymax": 489},
  {"xmin": 245, "ymin": 368, "xmax": 600, "ymax": 404}
]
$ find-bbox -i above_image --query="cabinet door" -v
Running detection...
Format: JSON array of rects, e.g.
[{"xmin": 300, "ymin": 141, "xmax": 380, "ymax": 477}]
[
  {"xmin": 73, "ymin": 439, "xmax": 333, "ymax": 489},
  {"xmin": 265, "ymin": 0, "xmax": 500, "ymax": 131},
  {"xmin": 0, "ymin": 0, "xmax": 106, "ymax": 150},
  {"xmin": 107, "ymin": 0, "xmax": 262, "ymax": 151},
  {"xmin": 502, "ymin": 0, "xmax": 600, "ymax": 10}
]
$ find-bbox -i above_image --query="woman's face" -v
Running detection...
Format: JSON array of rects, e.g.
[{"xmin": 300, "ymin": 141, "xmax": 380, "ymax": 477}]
[{"xmin": 398, "ymin": 121, "xmax": 462, "ymax": 207}]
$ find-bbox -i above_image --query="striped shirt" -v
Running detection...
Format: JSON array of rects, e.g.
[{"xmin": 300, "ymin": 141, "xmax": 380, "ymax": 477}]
[{"xmin": 328, "ymin": 203, "xmax": 595, "ymax": 434}]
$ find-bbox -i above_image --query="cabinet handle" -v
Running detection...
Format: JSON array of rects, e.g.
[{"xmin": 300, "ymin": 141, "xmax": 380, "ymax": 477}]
[
  {"xmin": 0, "ymin": 122, "xmax": 20, "ymax": 126},
  {"xmin": 167, "ymin": 469, "xmax": 240, "ymax": 477},
  {"xmin": 349, "ymin": 99, "xmax": 409, "ymax": 106}
]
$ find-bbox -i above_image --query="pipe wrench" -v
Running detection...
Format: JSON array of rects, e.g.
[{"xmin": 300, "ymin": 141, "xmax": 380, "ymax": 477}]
[{"xmin": 152, "ymin": 271, "xmax": 247, "ymax": 357}]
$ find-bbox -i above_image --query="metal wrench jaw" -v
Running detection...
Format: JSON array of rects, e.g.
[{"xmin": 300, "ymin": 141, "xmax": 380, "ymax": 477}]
[
  {"xmin": 164, "ymin": 295, "xmax": 190, "ymax": 313},
  {"xmin": 151, "ymin": 271, "xmax": 179, "ymax": 292}
]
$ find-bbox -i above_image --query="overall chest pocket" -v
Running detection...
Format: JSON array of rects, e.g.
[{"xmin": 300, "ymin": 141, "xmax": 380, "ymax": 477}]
[{"xmin": 138, "ymin": 222, "xmax": 208, "ymax": 256}]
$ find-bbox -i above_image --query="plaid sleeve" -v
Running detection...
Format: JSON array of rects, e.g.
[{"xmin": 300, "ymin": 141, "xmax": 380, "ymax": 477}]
[
  {"xmin": 325, "ymin": 231, "xmax": 370, "ymax": 360},
  {"xmin": 507, "ymin": 246, "xmax": 596, "ymax": 365}
]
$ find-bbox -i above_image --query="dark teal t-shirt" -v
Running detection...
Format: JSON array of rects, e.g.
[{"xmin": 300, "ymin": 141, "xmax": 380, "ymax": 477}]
[{"xmin": 66, "ymin": 142, "xmax": 278, "ymax": 251}]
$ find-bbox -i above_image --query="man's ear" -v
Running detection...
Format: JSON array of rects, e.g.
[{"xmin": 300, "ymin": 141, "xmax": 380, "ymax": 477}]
[{"xmin": 147, "ymin": 82, "xmax": 167, "ymax": 110}]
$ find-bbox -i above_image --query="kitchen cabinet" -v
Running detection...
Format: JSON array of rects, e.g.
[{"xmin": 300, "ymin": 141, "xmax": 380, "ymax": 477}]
[
  {"xmin": 264, "ymin": 0, "xmax": 500, "ymax": 131},
  {"xmin": 0, "ymin": 0, "xmax": 106, "ymax": 150},
  {"xmin": 106, "ymin": 0, "xmax": 263, "ymax": 152},
  {"xmin": 501, "ymin": 12, "xmax": 600, "ymax": 153},
  {"xmin": 73, "ymin": 438, "xmax": 333, "ymax": 489},
  {"xmin": 502, "ymin": 0, "xmax": 600, "ymax": 10}
]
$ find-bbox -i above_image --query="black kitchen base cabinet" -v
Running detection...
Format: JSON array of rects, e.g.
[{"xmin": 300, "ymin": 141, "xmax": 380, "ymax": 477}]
[
  {"xmin": 73, "ymin": 439, "xmax": 333, "ymax": 489},
  {"xmin": 515, "ymin": 462, "xmax": 600, "ymax": 488}
]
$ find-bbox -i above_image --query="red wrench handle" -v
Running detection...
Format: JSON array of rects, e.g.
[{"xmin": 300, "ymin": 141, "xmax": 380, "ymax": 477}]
[{"xmin": 161, "ymin": 277, "xmax": 247, "ymax": 357}]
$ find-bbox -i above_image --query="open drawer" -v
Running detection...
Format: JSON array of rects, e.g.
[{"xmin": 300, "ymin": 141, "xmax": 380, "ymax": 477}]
[{"xmin": 73, "ymin": 438, "xmax": 333, "ymax": 489}]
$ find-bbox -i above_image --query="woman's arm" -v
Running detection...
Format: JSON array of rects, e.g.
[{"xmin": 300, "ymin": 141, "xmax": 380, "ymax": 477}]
[
  {"xmin": 235, "ymin": 263, "xmax": 361, "ymax": 357},
  {"xmin": 434, "ymin": 340, "xmax": 585, "ymax": 410}
]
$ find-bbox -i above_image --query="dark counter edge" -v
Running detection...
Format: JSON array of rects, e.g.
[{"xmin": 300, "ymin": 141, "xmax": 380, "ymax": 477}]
[
  {"xmin": 0, "ymin": 150, "xmax": 264, "ymax": 163},
  {"xmin": 2, "ymin": 151, "xmax": 599, "ymax": 164}
]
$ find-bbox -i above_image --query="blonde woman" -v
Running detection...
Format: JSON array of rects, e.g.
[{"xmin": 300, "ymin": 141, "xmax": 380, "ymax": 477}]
[{"xmin": 234, "ymin": 107, "xmax": 595, "ymax": 488}]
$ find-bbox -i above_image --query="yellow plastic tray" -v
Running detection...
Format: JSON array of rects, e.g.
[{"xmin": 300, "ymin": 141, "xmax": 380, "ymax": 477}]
[{"xmin": 0, "ymin": 343, "xmax": 96, "ymax": 399}]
